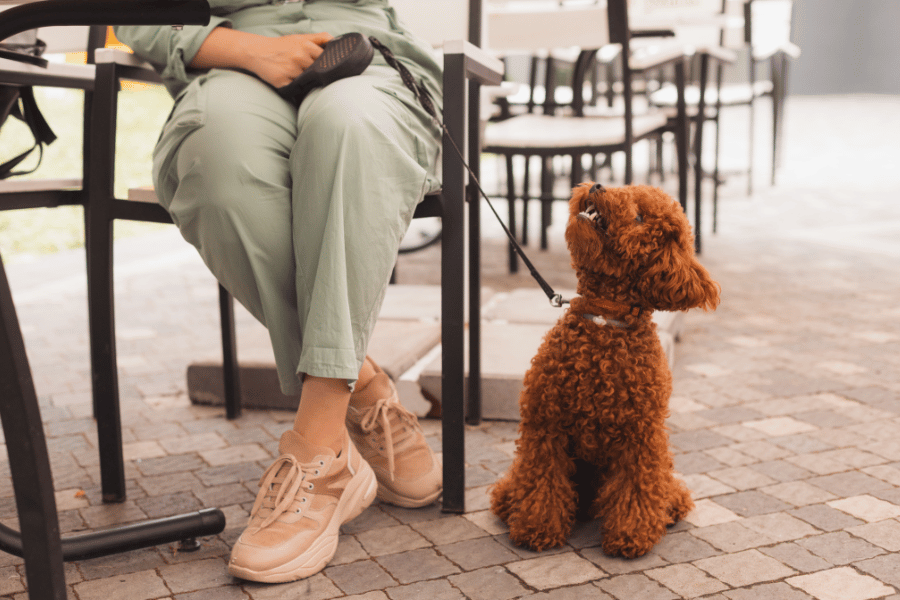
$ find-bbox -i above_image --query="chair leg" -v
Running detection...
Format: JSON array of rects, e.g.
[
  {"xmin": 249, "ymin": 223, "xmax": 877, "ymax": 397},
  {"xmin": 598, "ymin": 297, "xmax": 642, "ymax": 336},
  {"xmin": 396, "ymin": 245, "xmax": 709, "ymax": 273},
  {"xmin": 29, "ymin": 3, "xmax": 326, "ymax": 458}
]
[
  {"xmin": 771, "ymin": 53, "xmax": 787, "ymax": 186},
  {"xmin": 505, "ymin": 154, "xmax": 519, "ymax": 274},
  {"xmin": 540, "ymin": 156, "xmax": 552, "ymax": 250},
  {"xmin": 521, "ymin": 155, "xmax": 531, "ymax": 246},
  {"xmin": 0, "ymin": 256, "xmax": 67, "ymax": 600},
  {"xmin": 219, "ymin": 285, "xmax": 241, "ymax": 420},
  {"xmin": 86, "ymin": 62, "xmax": 126, "ymax": 504}
]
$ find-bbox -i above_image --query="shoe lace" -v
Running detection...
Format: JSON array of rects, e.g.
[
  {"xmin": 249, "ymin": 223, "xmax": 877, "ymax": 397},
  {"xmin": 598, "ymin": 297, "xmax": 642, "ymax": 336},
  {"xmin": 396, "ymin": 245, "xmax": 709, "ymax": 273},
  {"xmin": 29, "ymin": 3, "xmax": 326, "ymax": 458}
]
[
  {"xmin": 250, "ymin": 455, "xmax": 313, "ymax": 530},
  {"xmin": 357, "ymin": 397, "xmax": 419, "ymax": 481}
]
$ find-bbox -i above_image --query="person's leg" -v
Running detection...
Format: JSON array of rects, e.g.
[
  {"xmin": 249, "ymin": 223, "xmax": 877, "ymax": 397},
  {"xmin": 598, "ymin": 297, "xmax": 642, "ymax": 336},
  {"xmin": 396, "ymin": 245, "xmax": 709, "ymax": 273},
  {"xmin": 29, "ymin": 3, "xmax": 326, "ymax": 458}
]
[{"xmin": 153, "ymin": 71, "xmax": 380, "ymax": 583}]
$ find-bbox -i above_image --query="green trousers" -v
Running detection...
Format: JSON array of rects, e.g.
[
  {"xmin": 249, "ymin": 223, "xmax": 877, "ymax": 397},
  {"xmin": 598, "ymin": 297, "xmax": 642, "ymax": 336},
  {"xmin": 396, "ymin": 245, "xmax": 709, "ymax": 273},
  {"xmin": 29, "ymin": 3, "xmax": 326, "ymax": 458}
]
[{"xmin": 152, "ymin": 65, "xmax": 441, "ymax": 393}]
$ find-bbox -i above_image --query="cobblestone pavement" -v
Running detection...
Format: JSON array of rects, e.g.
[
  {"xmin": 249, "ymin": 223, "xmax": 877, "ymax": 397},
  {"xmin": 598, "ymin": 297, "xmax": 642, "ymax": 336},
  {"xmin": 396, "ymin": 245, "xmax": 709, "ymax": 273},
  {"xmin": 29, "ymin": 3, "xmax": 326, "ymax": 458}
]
[{"xmin": 1, "ymin": 95, "xmax": 899, "ymax": 599}]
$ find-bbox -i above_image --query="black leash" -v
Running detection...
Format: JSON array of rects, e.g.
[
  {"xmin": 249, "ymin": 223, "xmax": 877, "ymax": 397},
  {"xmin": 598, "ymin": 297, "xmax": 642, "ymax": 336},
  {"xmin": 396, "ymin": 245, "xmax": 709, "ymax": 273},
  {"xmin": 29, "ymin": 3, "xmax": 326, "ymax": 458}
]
[{"xmin": 370, "ymin": 37, "xmax": 569, "ymax": 308}]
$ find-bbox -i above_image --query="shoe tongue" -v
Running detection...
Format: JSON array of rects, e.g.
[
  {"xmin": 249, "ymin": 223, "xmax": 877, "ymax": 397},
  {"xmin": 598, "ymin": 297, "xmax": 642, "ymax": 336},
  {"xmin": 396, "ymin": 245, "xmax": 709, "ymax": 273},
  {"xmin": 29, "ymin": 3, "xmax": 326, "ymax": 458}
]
[
  {"xmin": 351, "ymin": 372, "xmax": 393, "ymax": 407},
  {"xmin": 278, "ymin": 430, "xmax": 336, "ymax": 464}
]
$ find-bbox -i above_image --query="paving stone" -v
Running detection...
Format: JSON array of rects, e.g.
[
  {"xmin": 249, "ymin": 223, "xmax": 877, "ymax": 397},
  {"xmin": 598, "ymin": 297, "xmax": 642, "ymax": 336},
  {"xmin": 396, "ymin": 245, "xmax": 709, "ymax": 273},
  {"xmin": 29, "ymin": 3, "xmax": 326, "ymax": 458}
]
[
  {"xmin": 758, "ymin": 543, "xmax": 833, "ymax": 574},
  {"xmin": 331, "ymin": 535, "xmax": 370, "ymax": 566},
  {"xmin": 79, "ymin": 501, "xmax": 148, "ymax": 529},
  {"xmin": 723, "ymin": 582, "xmax": 814, "ymax": 600},
  {"xmin": 712, "ymin": 490, "xmax": 792, "ymax": 516},
  {"xmin": 797, "ymin": 531, "xmax": 885, "ymax": 565},
  {"xmin": 325, "ymin": 560, "xmax": 397, "ymax": 595},
  {"xmin": 579, "ymin": 547, "xmax": 669, "ymax": 575},
  {"xmin": 410, "ymin": 515, "xmax": 490, "ymax": 546},
  {"xmin": 740, "ymin": 513, "xmax": 820, "ymax": 542},
  {"xmin": 447, "ymin": 566, "xmax": 530, "ymax": 600},
  {"xmin": 462, "ymin": 510, "xmax": 508, "ymax": 536},
  {"xmin": 158, "ymin": 432, "xmax": 227, "ymax": 455},
  {"xmin": 645, "ymin": 563, "xmax": 729, "ymax": 598},
  {"xmin": 690, "ymin": 521, "xmax": 777, "ymax": 552},
  {"xmin": 847, "ymin": 518, "xmax": 900, "ymax": 551},
  {"xmin": 807, "ymin": 471, "xmax": 894, "ymax": 497},
  {"xmin": 196, "ymin": 462, "xmax": 264, "ymax": 487},
  {"xmin": 158, "ymin": 558, "xmax": 230, "ymax": 594},
  {"xmin": 694, "ymin": 549, "xmax": 797, "ymax": 588},
  {"xmin": 682, "ymin": 474, "xmax": 738, "ymax": 499},
  {"xmin": 652, "ymin": 532, "xmax": 721, "ymax": 563},
  {"xmin": 761, "ymin": 481, "xmax": 838, "ymax": 507},
  {"xmin": 199, "ymin": 444, "xmax": 270, "ymax": 467},
  {"xmin": 436, "ymin": 536, "xmax": 520, "ymax": 571},
  {"xmin": 241, "ymin": 572, "xmax": 342, "ymax": 600},
  {"xmin": 72, "ymin": 569, "xmax": 170, "ymax": 600},
  {"xmin": 787, "ymin": 567, "xmax": 895, "ymax": 600},
  {"xmin": 356, "ymin": 525, "xmax": 432, "ymax": 557},
  {"xmin": 76, "ymin": 547, "xmax": 168, "ymax": 581},
  {"xmin": 789, "ymin": 504, "xmax": 866, "ymax": 531},
  {"xmin": 506, "ymin": 553, "xmax": 606, "ymax": 590},
  {"xmin": 853, "ymin": 553, "xmax": 900, "ymax": 589},
  {"xmin": 684, "ymin": 499, "xmax": 742, "ymax": 527},
  {"xmin": 750, "ymin": 460, "xmax": 816, "ymax": 482},
  {"xmin": 137, "ymin": 454, "xmax": 207, "ymax": 477},
  {"xmin": 340, "ymin": 591, "xmax": 390, "ymax": 600},
  {"xmin": 340, "ymin": 506, "xmax": 401, "ymax": 535},
  {"xmin": 384, "ymin": 579, "xmax": 464, "ymax": 600},
  {"xmin": 175, "ymin": 587, "xmax": 249, "ymax": 600},
  {"xmin": 676, "ymin": 451, "xmax": 728, "ymax": 474},
  {"xmin": 137, "ymin": 492, "xmax": 202, "ymax": 519},
  {"xmin": 596, "ymin": 573, "xmax": 678, "ymax": 600},
  {"xmin": 375, "ymin": 549, "xmax": 459, "ymax": 584},
  {"xmin": 708, "ymin": 466, "xmax": 778, "ymax": 491},
  {"xmin": 827, "ymin": 494, "xmax": 900, "ymax": 522},
  {"xmin": 670, "ymin": 430, "xmax": 735, "ymax": 452}
]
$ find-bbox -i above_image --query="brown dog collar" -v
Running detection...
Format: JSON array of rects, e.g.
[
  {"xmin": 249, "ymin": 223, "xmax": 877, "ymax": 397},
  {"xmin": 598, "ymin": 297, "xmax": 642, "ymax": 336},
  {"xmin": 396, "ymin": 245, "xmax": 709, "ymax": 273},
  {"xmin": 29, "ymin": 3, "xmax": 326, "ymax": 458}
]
[{"xmin": 583, "ymin": 313, "xmax": 631, "ymax": 329}]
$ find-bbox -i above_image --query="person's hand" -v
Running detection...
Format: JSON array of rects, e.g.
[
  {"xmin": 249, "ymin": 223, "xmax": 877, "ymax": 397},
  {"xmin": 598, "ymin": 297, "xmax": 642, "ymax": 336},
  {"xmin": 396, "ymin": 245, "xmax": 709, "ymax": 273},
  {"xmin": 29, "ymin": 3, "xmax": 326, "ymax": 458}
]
[
  {"xmin": 191, "ymin": 29, "xmax": 333, "ymax": 89},
  {"xmin": 242, "ymin": 32, "xmax": 333, "ymax": 88}
]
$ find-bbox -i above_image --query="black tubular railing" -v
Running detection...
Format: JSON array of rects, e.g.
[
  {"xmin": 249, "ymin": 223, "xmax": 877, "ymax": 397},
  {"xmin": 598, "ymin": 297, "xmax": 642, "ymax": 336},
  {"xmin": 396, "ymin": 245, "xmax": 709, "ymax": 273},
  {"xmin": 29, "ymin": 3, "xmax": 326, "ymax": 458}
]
[{"xmin": 1, "ymin": 3, "xmax": 220, "ymax": 599}]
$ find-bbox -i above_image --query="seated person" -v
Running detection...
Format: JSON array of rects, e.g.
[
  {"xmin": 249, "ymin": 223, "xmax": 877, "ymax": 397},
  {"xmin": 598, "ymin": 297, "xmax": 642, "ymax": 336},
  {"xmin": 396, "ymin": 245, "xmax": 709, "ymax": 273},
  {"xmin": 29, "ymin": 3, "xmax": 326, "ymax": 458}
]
[{"xmin": 115, "ymin": 0, "xmax": 442, "ymax": 583}]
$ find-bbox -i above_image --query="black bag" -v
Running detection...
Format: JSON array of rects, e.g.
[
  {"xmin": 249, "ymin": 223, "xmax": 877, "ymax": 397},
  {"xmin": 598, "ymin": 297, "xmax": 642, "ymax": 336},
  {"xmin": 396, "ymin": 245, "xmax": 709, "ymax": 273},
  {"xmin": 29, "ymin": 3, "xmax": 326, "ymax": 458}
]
[{"xmin": 0, "ymin": 31, "xmax": 56, "ymax": 180}]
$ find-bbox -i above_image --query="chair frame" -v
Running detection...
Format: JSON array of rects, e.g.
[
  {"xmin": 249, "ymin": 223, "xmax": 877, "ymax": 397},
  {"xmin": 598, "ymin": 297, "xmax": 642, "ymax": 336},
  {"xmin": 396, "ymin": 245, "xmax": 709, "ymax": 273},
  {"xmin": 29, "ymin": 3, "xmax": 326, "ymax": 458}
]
[{"xmin": 0, "ymin": 3, "xmax": 501, "ymax": 597}]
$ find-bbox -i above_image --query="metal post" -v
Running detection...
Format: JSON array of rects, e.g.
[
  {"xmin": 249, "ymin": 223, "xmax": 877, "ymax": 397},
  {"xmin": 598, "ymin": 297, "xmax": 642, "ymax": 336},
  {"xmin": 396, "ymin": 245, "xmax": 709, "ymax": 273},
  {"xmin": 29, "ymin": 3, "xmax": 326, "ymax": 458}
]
[
  {"xmin": 86, "ymin": 61, "xmax": 126, "ymax": 503},
  {"xmin": 441, "ymin": 51, "xmax": 467, "ymax": 514}
]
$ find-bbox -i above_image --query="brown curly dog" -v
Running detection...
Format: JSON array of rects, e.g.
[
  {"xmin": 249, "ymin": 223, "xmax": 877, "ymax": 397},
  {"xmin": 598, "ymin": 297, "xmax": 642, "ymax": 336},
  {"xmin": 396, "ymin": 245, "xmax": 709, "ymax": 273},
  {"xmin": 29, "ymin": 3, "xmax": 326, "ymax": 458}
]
[{"xmin": 490, "ymin": 182, "xmax": 720, "ymax": 558}]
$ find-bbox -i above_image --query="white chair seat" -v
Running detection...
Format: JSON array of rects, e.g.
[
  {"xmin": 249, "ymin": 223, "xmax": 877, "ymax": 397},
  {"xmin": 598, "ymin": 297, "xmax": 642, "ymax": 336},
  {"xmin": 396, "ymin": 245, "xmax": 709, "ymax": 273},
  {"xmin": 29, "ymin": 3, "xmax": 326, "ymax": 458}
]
[
  {"xmin": 649, "ymin": 80, "xmax": 773, "ymax": 107},
  {"xmin": 484, "ymin": 111, "xmax": 669, "ymax": 150}
]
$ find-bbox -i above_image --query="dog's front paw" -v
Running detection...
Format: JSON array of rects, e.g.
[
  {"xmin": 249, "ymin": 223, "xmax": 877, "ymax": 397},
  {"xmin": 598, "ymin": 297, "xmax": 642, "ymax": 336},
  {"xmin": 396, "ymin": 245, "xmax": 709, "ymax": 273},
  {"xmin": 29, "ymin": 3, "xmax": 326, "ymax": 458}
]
[
  {"xmin": 601, "ymin": 530, "xmax": 657, "ymax": 559},
  {"xmin": 508, "ymin": 519, "xmax": 569, "ymax": 552}
]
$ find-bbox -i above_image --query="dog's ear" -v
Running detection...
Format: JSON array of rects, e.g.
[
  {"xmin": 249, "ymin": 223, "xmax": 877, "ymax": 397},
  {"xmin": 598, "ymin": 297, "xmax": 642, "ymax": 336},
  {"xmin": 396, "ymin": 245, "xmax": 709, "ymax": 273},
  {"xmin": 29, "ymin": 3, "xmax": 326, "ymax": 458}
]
[{"xmin": 638, "ymin": 243, "xmax": 720, "ymax": 312}]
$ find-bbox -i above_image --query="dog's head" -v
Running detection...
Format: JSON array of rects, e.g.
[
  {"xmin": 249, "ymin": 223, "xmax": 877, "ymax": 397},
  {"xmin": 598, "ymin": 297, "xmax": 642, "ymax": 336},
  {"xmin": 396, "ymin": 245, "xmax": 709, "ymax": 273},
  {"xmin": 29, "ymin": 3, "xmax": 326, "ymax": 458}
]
[{"xmin": 565, "ymin": 183, "xmax": 720, "ymax": 312}]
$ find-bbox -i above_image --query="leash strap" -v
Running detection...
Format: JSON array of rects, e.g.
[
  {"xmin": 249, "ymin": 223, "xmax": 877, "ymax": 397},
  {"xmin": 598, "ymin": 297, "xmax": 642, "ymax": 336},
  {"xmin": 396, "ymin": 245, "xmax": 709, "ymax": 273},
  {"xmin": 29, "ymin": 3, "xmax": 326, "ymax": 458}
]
[{"xmin": 369, "ymin": 37, "xmax": 568, "ymax": 308}]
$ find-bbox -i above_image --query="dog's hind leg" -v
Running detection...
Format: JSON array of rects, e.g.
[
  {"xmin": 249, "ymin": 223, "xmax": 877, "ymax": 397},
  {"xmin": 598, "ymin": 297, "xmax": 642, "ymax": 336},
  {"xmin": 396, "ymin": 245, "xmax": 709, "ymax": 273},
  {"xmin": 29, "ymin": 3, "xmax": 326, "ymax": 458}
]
[{"xmin": 490, "ymin": 427, "xmax": 577, "ymax": 551}]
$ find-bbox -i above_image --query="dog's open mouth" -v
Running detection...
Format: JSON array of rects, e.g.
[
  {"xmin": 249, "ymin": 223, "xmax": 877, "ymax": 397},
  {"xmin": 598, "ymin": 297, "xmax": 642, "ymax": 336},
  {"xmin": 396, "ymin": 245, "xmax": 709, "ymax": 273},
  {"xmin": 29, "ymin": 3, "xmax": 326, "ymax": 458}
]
[{"xmin": 577, "ymin": 203, "xmax": 605, "ymax": 231}]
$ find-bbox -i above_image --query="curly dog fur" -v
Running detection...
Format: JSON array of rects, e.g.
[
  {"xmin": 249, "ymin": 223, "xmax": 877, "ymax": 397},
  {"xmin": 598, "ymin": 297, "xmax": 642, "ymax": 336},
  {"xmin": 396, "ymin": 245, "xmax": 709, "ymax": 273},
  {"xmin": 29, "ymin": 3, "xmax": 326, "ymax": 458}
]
[{"xmin": 490, "ymin": 183, "xmax": 720, "ymax": 558}]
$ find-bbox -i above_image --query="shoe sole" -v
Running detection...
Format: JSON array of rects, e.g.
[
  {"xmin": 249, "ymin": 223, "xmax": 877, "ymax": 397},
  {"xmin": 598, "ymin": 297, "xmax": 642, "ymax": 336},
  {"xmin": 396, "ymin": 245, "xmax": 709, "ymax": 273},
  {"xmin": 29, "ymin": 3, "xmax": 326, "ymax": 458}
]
[
  {"xmin": 228, "ymin": 459, "xmax": 377, "ymax": 583},
  {"xmin": 377, "ymin": 483, "xmax": 442, "ymax": 508}
]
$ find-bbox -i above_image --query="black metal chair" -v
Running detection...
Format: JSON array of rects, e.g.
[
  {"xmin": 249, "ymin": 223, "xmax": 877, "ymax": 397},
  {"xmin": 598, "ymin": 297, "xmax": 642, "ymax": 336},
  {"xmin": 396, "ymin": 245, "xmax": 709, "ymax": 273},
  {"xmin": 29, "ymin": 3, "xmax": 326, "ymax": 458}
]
[
  {"xmin": 1, "ymin": 3, "xmax": 500, "ymax": 598},
  {"xmin": 482, "ymin": 0, "xmax": 691, "ymax": 272},
  {"xmin": 86, "ymin": 31, "xmax": 501, "ymax": 516},
  {"xmin": 0, "ymin": 4, "xmax": 227, "ymax": 599}
]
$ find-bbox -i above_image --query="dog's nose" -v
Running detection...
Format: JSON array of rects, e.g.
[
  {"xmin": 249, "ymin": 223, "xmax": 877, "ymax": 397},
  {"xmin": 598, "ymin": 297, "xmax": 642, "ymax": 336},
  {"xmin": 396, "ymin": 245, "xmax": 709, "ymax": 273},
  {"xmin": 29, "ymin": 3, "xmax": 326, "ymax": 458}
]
[{"xmin": 590, "ymin": 183, "xmax": 606, "ymax": 195}]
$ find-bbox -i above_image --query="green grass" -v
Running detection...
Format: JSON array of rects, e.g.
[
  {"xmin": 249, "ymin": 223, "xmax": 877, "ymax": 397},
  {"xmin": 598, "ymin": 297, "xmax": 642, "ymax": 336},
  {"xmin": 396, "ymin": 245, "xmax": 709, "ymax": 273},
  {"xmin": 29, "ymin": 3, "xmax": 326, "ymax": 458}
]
[{"xmin": 0, "ymin": 84, "xmax": 174, "ymax": 263}]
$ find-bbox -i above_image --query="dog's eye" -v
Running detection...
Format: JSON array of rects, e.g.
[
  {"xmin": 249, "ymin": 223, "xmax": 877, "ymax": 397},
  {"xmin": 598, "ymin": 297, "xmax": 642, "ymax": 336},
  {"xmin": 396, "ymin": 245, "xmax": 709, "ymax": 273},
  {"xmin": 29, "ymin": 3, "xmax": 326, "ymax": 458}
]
[{"xmin": 635, "ymin": 214, "xmax": 643, "ymax": 224}]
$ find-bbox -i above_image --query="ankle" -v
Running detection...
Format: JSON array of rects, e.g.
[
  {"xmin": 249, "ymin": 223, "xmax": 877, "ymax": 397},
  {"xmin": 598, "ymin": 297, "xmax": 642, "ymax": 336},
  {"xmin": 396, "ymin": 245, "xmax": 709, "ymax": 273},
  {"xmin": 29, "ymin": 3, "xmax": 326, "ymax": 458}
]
[{"xmin": 350, "ymin": 357, "xmax": 392, "ymax": 408}]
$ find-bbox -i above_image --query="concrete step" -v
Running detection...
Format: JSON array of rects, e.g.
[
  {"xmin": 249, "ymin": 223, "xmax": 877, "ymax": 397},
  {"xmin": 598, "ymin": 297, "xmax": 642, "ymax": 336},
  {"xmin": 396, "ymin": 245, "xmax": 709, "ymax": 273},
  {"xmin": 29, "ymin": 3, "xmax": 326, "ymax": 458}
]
[
  {"xmin": 186, "ymin": 284, "xmax": 487, "ymax": 414},
  {"xmin": 419, "ymin": 289, "xmax": 684, "ymax": 420},
  {"xmin": 187, "ymin": 285, "xmax": 683, "ymax": 422}
]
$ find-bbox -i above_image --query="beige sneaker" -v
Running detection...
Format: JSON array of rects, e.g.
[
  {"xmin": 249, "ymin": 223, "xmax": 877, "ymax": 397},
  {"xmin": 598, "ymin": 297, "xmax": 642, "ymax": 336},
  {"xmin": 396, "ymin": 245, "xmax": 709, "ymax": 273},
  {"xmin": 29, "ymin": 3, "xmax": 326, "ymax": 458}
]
[
  {"xmin": 228, "ymin": 430, "xmax": 376, "ymax": 583},
  {"xmin": 346, "ymin": 359, "xmax": 442, "ymax": 508}
]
